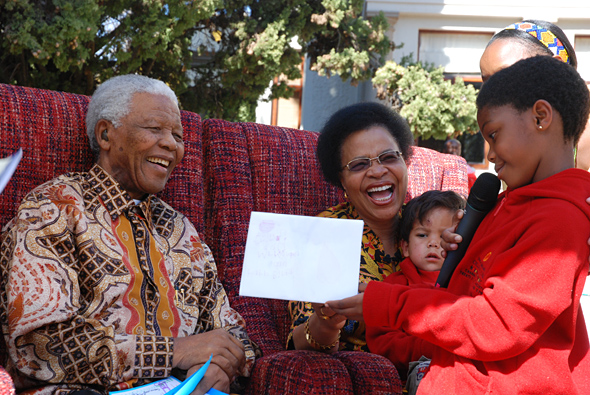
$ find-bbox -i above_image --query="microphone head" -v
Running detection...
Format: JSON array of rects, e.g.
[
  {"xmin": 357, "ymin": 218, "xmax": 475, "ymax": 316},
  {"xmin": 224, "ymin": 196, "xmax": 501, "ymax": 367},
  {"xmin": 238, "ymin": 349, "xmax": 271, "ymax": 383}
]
[{"xmin": 467, "ymin": 172, "xmax": 501, "ymax": 212}]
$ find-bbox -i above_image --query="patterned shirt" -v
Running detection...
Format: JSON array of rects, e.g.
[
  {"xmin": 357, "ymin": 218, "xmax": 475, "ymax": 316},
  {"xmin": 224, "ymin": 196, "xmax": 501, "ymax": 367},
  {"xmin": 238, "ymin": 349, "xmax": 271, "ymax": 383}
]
[
  {"xmin": 0, "ymin": 164, "xmax": 257, "ymax": 395},
  {"xmin": 287, "ymin": 201, "xmax": 404, "ymax": 352}
]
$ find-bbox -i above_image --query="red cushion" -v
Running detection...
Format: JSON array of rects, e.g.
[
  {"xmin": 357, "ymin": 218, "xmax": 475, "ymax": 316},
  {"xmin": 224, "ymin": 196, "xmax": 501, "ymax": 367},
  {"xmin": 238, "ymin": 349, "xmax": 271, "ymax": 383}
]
[{"xmin": 406, "ymin": 146, "xmax": 469, "ymax": 202}]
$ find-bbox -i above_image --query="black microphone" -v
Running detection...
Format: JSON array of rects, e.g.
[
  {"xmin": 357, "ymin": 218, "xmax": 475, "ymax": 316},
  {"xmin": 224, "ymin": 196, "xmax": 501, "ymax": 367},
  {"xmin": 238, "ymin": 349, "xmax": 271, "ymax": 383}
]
[{"xmin": 435, "ymin": 172, "xmax": 501, "ymax": 288}]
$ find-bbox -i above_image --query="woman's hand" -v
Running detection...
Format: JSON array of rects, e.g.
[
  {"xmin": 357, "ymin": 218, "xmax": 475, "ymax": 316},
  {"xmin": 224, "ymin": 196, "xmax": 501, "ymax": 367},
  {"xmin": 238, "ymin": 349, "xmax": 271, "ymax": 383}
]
[
  {"xmin": 292, "ymin": 302, "xmax": 345, "ymax": 352},
  {"xmin": 440, "ymin": 208, "xmax": 464, "ymax": 258},
  {"xmin": 310, "ymin": 302, "xmax": 347, "ymax": 329}
]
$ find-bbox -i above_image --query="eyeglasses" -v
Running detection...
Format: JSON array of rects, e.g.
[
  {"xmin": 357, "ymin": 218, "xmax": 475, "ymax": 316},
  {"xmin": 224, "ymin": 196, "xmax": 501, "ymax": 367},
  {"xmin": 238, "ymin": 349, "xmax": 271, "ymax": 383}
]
[{"xmin": 342, "ymin": 150, "xmax": 404, "ymax": 172}]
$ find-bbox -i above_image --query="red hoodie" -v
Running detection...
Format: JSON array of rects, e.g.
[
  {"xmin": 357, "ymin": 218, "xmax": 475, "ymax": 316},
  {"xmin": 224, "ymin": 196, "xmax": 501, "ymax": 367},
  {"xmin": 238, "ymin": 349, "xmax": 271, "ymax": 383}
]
[
  {"xmin": 364, "ymin": 169, "xmax": 590, "ymax": 395},
  {"xmin": 366, "ymin": 258, "xmax": 438, "ymax": 378}
]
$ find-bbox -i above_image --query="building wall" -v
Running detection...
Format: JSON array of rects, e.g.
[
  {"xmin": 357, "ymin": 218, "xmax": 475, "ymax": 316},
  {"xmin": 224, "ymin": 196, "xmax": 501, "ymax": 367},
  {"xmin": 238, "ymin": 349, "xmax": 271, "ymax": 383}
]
[
  {"xmin": 366, "ymin": 1, "xmax": 590, "ymax": 75},
  {"xmin": 300, "ymin": 58, "xmax": 374, "ymax": 132}
]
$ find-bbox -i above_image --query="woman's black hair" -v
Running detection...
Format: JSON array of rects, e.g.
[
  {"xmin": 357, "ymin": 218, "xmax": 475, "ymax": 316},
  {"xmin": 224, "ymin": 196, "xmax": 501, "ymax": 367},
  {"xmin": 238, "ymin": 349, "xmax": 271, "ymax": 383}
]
[
  {"xmin": 477, "ymin": 55, "xmax": 590, "ymax": 145},
  {"xmin": 316, "ymin": 102, "xmax": 414, "ymax": 188},
  {"xmin": 398, "ymin": 190, "xmax": 466, "ymax": 243},
  {"xmin": 487, "ymin": 19, "xmax": 577, "ymax": 69}
]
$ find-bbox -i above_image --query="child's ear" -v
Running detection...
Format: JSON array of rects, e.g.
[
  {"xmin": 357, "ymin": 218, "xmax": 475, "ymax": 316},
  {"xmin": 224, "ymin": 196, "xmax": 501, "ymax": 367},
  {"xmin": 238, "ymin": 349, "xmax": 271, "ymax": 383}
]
[
  {"xmin": 401, "ymin": 239, "xmax": 410, "ymax": 258},
  {"xmin": 532, "ymin": 99, "xmax": 553, "ymax": 132}
]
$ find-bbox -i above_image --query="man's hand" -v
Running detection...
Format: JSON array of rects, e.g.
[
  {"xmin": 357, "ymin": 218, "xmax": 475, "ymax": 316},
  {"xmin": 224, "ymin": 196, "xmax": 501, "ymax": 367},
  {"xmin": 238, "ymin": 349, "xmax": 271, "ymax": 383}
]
[
  {"xmin": 440, "ymin": 208, "xmax": 464, "ymax": 258},
  {"xmin": 173, "ymin": 328, "xmax": 245, "ymax": 392},
  {"xmin": 188, "ymin": 362, "xmax": 231, "ymax": 395}
]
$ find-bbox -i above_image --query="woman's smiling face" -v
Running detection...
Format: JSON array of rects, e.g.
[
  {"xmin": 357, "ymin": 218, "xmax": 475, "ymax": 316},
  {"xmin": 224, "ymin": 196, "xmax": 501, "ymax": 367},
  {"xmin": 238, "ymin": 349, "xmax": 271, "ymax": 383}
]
[{"xmin": 339, "ymin": 126, "xmax": 408, "ymax": 229}]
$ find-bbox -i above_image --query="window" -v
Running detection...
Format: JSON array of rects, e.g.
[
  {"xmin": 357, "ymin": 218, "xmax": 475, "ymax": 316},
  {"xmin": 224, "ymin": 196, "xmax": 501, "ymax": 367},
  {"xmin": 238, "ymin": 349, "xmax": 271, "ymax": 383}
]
[
  {"xmin": 575, "ymin": 36, "xmax": 590, "ymax": 82},
  {"xmin": 418, "ymin": 30, "xmax": 493, "ymax": 74},
  {"xmin": 417, "ymin": 30, "xmax": 493, "ymax": 167}
]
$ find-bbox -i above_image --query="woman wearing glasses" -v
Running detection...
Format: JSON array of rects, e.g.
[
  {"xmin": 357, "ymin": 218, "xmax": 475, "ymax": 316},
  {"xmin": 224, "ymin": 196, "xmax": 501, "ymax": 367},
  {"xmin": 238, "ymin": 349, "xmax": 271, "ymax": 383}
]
[{"xmin": 287, "ymin": 102, "xmax": 414, "ymax": 355}]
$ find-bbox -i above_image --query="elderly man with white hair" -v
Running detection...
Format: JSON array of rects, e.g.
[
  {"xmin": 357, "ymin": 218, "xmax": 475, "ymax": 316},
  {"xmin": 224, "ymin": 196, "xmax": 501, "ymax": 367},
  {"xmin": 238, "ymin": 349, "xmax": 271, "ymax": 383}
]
[{"xmin": 0, "ymin": 75, "xmax": 258, "ymax": 395}]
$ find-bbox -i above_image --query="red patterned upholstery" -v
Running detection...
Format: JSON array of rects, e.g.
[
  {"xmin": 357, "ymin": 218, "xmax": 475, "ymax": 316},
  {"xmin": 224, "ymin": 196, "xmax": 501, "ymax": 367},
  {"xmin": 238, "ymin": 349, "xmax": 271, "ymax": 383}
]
[
  {"xmin": 406, "ymin": 146, "xmax": 469, "ymax": 201},
  {"xmin": 0, "ymin": 84, "xmax": 94, "ymax": 227},
  {"xmin": 0, "ymin": 366, "xmax": 14, "ymax": 395},
  {"xmin": 0, "ymin": 82, "xmax": 468, "ymax": 394}
]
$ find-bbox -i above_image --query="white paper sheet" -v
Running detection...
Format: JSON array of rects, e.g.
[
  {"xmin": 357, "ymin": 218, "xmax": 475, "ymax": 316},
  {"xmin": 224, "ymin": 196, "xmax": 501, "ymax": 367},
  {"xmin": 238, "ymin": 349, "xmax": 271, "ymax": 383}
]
[{"xmin": 239, "ymin": 211, "xmax": 364, "ymax": 303}]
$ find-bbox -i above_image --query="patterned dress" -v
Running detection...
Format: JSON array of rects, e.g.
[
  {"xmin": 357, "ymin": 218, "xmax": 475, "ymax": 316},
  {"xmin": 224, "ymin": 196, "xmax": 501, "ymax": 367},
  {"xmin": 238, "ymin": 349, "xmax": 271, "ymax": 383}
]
[
  {"xmin": 287, "ymin": 202, "xmax": 403, "ymax": 352},
  {"xmin": 0, "ymin": 164, "xmax": 257, "ymax": 395}
]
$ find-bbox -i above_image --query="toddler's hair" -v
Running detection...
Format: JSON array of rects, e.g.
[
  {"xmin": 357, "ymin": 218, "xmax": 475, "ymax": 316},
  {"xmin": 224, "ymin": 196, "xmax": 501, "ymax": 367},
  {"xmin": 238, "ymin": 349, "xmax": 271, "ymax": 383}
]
[{"xmin": 398, "ymin": 190, "xmax": 466, "ymax": 243}]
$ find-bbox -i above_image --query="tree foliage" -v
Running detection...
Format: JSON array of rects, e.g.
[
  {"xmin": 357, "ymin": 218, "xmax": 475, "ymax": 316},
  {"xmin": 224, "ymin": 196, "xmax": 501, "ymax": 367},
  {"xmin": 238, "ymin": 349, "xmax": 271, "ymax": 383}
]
[
  {"xmin": 373, "ymin": 56, "xmax": 479, "ymax": 140},
  {"xmin": 0, "ymin": 0, "xmax": 393, "ymax": 121}
]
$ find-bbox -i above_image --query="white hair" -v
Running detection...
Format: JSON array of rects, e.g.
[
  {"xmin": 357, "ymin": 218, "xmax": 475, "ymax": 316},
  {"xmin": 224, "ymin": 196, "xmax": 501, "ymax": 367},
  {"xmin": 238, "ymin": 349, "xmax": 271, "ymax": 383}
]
[{"xmin": 85, "ymin": 74, "xmax": 179, "ymax": 155}]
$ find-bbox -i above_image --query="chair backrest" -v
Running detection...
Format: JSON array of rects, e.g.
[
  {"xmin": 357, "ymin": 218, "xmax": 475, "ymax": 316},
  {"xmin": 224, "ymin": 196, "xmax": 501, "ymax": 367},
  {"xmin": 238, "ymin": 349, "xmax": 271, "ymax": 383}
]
[
  {"xmin": 406, "ymin": 146, "xmax": 469, "ymax": 201},
  {"xmin": 0, "ymin": 84, "xmax": 94, "ymax": 227},
  {"xmin": 0, "ymin": 83, "xmax": 205, "ymax": 236}
]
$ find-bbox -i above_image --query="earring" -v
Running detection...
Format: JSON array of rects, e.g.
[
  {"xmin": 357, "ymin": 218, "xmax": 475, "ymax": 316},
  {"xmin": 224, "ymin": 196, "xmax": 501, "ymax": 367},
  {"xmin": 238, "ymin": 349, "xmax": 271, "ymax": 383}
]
[
  {"xmin": 537, "ymin": 125, "xmax": 543, "ymax": 130},
  {"xmin": 344, "ymin": 192, "xmax": 348, "ymax": 199},
  {"xmin": 101, "ymin": 130, "xmax": 109, "ymax": 141}
]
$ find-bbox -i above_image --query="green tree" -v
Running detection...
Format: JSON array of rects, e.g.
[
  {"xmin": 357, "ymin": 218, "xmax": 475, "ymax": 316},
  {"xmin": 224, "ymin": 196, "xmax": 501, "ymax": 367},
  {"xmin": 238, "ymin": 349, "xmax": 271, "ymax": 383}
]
[
  {"xmin": 0, "ymin": 0, "xmax": 393, "ymax": 121},
  {"xmin": 372, "ymin": 56, "xmax": 479, "ymax": 140}
]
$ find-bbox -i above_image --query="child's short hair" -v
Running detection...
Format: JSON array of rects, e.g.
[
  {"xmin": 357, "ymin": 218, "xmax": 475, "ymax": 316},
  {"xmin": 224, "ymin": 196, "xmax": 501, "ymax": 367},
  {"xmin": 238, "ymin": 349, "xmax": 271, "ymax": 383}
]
[
  {"xmin": 476, "ymin": 56, "xmax": 590, "ymax": 145},
  {"xmin": 398, "ymin": 190, "xmax": 466, "ymax": 242}
]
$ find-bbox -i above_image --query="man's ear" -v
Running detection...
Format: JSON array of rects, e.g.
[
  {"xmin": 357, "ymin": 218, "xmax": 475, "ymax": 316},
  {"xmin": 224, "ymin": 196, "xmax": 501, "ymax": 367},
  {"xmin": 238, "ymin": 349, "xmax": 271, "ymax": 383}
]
[
  {"xmin": 532, "ymin": 99, "xmax": 554, "ymax": 131},
  {"xmin": 95, "ymin": 119, "xmax": 113, "ymax": 150},
  {"xmin": 401, "ymin": 239, "xmax": 410, "ymax": 258}
]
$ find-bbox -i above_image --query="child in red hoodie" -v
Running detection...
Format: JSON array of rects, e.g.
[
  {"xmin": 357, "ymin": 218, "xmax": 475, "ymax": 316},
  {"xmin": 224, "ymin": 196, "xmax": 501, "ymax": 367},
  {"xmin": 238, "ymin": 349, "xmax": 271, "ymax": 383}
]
[
  {"xmin": 327, "ymin": 55, "xmax": 590, "ymax": 394},
  {"xmin": 366, "ymin": 190, "xmax": 464, "ymax": 383}
]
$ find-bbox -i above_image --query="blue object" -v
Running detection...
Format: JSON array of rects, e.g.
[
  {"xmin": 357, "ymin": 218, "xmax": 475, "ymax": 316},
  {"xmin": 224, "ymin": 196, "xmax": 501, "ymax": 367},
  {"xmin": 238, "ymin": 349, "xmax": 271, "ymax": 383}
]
[{"xmin": 166, "ymin": 355, "xmax": 213, "ymax": 395}]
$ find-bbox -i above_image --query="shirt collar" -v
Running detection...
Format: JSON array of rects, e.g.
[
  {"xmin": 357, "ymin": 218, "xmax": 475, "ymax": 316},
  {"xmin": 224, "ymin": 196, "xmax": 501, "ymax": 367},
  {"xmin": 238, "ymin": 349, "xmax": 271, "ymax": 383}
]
[{"xmin": 84, "ymin": 164, "xmax": 154, "ymax": 221}]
